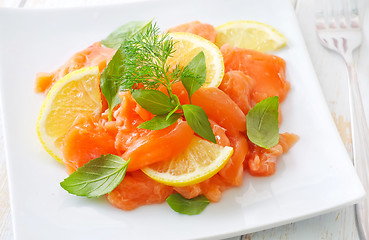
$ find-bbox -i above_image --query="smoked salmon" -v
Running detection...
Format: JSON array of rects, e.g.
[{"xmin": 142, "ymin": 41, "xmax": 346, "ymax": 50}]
[
  {"xmin": 221, "ymin": 44, "xmax": 289, "ymax": 104},
  {"xmin": 168, "ymin": 21, "xmax": 217, "ymax": 43},
  {"xmin": 37, "ymin": 21, "xmax": 297, "ymax": 211}
]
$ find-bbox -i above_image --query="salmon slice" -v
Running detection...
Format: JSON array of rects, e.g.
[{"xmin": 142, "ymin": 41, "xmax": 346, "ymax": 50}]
[
  {"xmin": 221, "ymin": 44, "xmax": 289, "ymax": 104},
  {"xmin": 246, "ymin": 133, "xmax": 299, "ymax": 176},
  {"xmin": 62, "ymin": 115, "xmax": 118, "ymax": 174},
  {"xmin": 192, "ymin": 87, "xmax": 246, "ymax": 136},
  {"xmin": 198, "ymin": 174, "xmax": 229, "ymax": 202},
  {"xmin": 219, "ymin": 71, "xmax": 254, "ymax": 115},
  {"xmin": 174, "ymin": 174, "xmax": 229, "ymax": 202},
  {"xmin": 114, "ymin": 92, "xmax": 152, "ymax": 153},
  {"xmin": 219, "ymin": 133, "xmax": 248, "ymax": 186},
  {"xmin": 174, "ymin": 184, "xmax": 202, "ymax": 200},
  {"xmin": 112, "ymin": 91, "xmax": 194, "ymax": 172},
  {"xmin": 122, "ymin": 120, "xmax": 194, "ymax": 172},
  {"xmin": 171, "ymin": 82, "xmax": 246, "ymax": 136},
  {"xmin": 108, "ymin": 171, "xmax": 173, "ymax": 211},
  {"xmin": 168, "ymin": 21, "xmax": 217, "ymax": 43},
  {"xmin": 35, "ymin": 42, "xmax": 115, "ymax": 93},
  {"xmin": 211, "ymin": 120, "xmax": 230, "ymax": 147}
]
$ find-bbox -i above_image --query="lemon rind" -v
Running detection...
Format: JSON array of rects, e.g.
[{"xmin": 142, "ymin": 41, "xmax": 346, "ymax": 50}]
[
  {"xmin": 142, "ymin": 139, "xmax": 234, "ymax": 187},
  {"xmin": 36, "ymin": 66, "xmax": 100, "ymax": 163},
  {"xmin": 215, "ymin": 20, "xmax": 286, "ymax": 51},
  {"xmin": 168, "ymin": 32, "xmax": 225, "ymax": 88}
]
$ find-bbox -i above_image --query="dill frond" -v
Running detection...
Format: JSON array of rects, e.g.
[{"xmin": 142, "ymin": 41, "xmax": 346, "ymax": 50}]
[{"xmin": 117, "ymin": 23, "xmax": 176, "ymax": 91}]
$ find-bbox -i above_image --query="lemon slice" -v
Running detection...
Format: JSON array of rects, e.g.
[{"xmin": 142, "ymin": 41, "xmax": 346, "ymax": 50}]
[
  {"xmin": 142, "ymin": 136, "xmax": 233, "ymax": 187},
  {"xmin": 167, "ymin": 32, "xmax": 224, "ymax": 87},
  {"xmin": 215, "ymin": 20, "xmax": 286, "ymax": 52},
  {"xmin": 37, "ymin": 66, "xmax": 102, "ymax": 162}
]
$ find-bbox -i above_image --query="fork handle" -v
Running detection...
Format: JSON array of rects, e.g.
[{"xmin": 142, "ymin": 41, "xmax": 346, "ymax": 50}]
[{"xmin": 345, "ymin": 59, "xmax": 369, "ymax": 240}]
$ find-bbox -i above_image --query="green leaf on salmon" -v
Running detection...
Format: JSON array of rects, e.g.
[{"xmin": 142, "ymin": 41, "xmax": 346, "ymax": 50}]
[
  {"xmin": 60, "ymin": 154, "xmax": 129, "ymax": 198},
  {"xmin": 138, "ymin": 113, "xmax": 182, "ymax": 130},
  {"xmin": 246, "ymin": 96, "xmax": 280, "ymax": 149},
  {"xmin": 181, "ymin": 51, "xmax": 206, "ymax": 101},
  {"xmin": 100, "ymin": 47, "xmax": 124, "ymax": 121},
  {"xmin": 182, "ymin": 104, "xmax": 216, "ymax": 143},
  {"xmin": 101, "ymin": 20, "xmax": 152, "ymax": 49},
  {"xmin": 131, "ymin": 89, "xmax": 175, "ymax": 115},
  {"xmin": 166, "ymin": 193, "xmax": 209, "ymax": 215}
]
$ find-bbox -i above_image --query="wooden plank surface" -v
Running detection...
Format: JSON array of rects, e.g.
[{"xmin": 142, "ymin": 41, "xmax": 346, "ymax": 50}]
[
  {"xmin": 0, "ymin": 0, "xmax": 367, "ymax": 239},
  {"xmin": 0, "ymin": 163, "xmax": 12, "ymax": 240},
  {"xmin": 0, "ymin": 113, "xmax": 12, "ymax": 240}
]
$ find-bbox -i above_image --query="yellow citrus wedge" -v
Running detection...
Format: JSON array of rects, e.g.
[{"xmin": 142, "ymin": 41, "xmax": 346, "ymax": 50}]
[
  {"xmin": 167, "ymin": 32, "xmax": 224, "ymax": 87},
  {"xmin": 215, "ymin": 20, "xmax": 286, "ymax": 52},
  {"xmin": 142, "ymin": 136, "xmax": 233, "ymax": 187},
  {"xmin": 36, "ymin": 66, "xmax": 102, "ymax": 163}
]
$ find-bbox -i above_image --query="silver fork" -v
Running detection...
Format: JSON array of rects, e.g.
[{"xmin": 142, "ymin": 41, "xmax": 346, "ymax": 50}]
[{"xmin": 316, "ymin": 1, "xmax": 369, "ymax": 239}]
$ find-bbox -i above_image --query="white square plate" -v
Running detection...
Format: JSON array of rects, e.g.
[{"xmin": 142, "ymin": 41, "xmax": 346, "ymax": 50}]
[{"xmin": 0, "ymin": 0, "xmax": 365, "ymax": 239}]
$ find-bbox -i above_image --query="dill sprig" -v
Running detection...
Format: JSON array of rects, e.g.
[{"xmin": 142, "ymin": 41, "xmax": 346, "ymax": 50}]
[{"xmin": 118, "ymin": 23, "xmax": 180, "ymax": 97}]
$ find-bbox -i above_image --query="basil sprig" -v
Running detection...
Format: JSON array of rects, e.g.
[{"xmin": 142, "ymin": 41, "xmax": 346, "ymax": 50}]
[
  {"xmin": 60, "ymin": 154, "xmax": 129, "ymax": 198},
  {"xmin": 131, "ymin": 51, "xmax": 216, "ymax": 143},
  {"xmin": 166, "ymin": 193, "xmax": 210, "ymax": 215},
  {"xmin": 246, "ymin": 96, "xmax": 280, "ymax": 149}
]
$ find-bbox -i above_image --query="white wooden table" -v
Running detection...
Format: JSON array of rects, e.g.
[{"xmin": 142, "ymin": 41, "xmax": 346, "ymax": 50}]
[{"xmin": 0, "ymin": 0, "xmax": 368, "ymax": 239}]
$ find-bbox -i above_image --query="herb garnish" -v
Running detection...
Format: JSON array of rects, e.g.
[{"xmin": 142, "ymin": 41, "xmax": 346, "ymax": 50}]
[
  {"xmin": 100, "ymin": 49, "xmax": 124, "ymax": 121},
  {"xmin": 181, "ymin": 51, "xmax": 207, "ymax": 101},
  {"xmin": 246, "ymin": 96, "xmax": 280, "ymax": 149},
  {"xmin": 182, "ymin": 104, "xmax": 216, "ymax": 143},
  {"xmin": 137, "ymin": 113, "xmax": 182, "ymax": 130},
  {"xmin": 60, "ymin": 155, "xmax": 130, "ymax": 198},
  {"xmin": 131, "ymin": 89, "xmax": 175, "ymax": 115},
  {"xmin": 166, "ymin": 193, "xmax": 210, "ymax": 215},
  {"xmin": 101, "ymin": 22, "xmax": 216, "ymax": 143},
  {"xmin": 101, "ymin": 20, "xmax": 152, "ymax": 49}
]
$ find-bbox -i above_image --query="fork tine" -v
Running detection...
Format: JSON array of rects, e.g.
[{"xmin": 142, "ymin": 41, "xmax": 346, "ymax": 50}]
[
  {"xmin": 349, "ymin": 1, "xmax": 361, "ymax": 28},
  {"xmin": 338, "ymin": 0, "xmax": 348, "ymax": 28},
  {"xmin": 315, "ymin": 12, "xmax": 326, "ymax": 30},
  {"xmin": 327, "ymin": 0, "xmax": 337, "ymax": 29},
  {"xmin": 322, "ymin": 0, "xmax": 361, "ymax": 29}
]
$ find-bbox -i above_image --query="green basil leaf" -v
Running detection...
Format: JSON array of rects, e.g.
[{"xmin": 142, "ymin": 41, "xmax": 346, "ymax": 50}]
[
  {"xmin": 101, "ymin": 20, "xmax": 152, "ymax": 49},
  {"xmin": 101, "ymin": 20, "xmax": 153, "ymax": 120},
  {"xmin": 166, "ymin": 193, "xmax": 209, "ymax": 215},
  {"xmin": 246, "ymin": 96, "xmax": 280, "ymax": 149},
  {"xmin": 181, "ymin": 51, "xmax": 206, "ymax": 101},
  {"xmin": 131, "ymin": 89, "xmax": 174, "ymax": 115},
  {"xmin": 60, "ymin": 154, "xmax": 129, "ymax": 198},
  {"xmin": 100, "ymin": 47, "xmax": 124, "ymax": 121},
  {"xmin": 182, "ymin": 104, "xmax": 216, "ymax": 143},
  {"xmin": 138, "ymin": 113, "xmax": 182, "ymax": 130}
]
